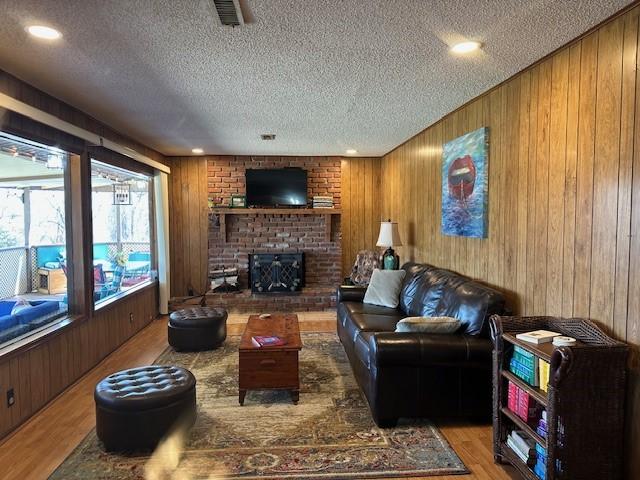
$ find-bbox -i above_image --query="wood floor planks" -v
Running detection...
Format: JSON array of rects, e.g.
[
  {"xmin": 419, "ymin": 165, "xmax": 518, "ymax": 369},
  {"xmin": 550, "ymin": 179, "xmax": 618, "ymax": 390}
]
[{"xmin": 0, "ymin": 312, "xmax": 516, "ymax": 480}]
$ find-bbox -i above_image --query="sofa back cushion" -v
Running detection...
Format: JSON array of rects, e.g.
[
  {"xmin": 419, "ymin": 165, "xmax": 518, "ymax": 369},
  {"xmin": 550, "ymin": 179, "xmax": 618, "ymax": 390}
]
[{"xmin": 399, "ymin": 262, "xmax": 506, "ymax": 336}]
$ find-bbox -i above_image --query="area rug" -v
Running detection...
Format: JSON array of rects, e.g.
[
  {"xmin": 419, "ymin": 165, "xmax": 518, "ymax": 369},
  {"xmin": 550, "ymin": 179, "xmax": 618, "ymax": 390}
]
[{"xmin": 50, "ymin": 333, "xmax": 468, "ymax": 479}]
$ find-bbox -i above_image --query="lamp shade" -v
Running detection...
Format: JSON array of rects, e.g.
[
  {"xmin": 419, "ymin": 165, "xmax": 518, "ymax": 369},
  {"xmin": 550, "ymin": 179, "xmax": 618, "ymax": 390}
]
[{"xmin": 376, "ymin": 220, "xmax": 402, "ymax": 247}]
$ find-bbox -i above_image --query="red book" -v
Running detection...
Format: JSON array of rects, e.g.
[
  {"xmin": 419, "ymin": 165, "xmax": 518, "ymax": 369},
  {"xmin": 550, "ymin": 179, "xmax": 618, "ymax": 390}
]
[
  {"xmin": 508, "ymin": 381, "xmax": 518, "ymax": 413},
  {"xmin": 251, "ymin": 335, "xmax": 287, "ymax": 347},
  {"xmin": 517, "ymin": 389, "xmax": 538, "ymax": 423}
]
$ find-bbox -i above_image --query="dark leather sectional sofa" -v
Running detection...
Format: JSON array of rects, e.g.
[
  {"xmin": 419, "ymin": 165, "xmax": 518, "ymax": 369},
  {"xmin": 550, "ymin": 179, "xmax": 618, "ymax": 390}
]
[{"xmin": 337, "ymin": 262, "xmax": 507, "ymax": 427}]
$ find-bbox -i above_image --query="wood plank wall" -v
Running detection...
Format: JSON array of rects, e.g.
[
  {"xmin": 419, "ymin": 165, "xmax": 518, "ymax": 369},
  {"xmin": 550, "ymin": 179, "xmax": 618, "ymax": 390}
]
[
  {"xmin": 168, "ymin": 157, "xmax": 210, "ymax": 297},
  {"xmin": 0, "ymin": 286, "xmax": 158, "ymax": 439},
  {"xmin": 168, "ymin": 156, "xmax": 382, "ymax": 296},
  {"xmin": 340, "ymin": 157, "xmax": 382, "ymax": 275},
  {"xmin": 380, "ymin": 6, "xmax": 640, "ymax": 478},
  {"xmin": 0, "ymin": 69, "xmax": 165, "ymax": 441}
]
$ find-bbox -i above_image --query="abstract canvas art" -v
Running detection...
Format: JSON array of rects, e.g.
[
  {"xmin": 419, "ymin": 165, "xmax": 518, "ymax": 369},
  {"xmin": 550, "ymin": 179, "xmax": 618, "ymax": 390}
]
[{"xmin": 441, "ymin": 127, "xmax": 489, "ymax": 238}]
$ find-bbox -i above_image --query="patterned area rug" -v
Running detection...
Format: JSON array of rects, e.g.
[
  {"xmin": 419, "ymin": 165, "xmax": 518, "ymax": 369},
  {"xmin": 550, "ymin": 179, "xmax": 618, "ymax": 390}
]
[{"xmin": 50, "ymin": 333, "xmax": 467, "ymax": 479}]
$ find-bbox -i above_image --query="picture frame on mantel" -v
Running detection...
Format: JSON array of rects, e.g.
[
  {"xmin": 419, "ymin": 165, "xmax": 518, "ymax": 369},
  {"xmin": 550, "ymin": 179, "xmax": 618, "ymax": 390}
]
[{"xmin": 231, "ymin": 194, "xmax": 246, "ymax": 208}]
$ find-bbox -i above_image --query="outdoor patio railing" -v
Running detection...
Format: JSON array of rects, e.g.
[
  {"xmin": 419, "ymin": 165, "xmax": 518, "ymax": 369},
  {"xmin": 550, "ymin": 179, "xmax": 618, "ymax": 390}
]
[{"xmin": 0, "ymin": 242, "xmax": 150, "ymax": 299}]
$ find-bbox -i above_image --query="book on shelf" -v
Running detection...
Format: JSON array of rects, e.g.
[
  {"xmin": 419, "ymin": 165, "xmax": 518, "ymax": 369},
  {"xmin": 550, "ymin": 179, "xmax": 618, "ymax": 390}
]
[
  {"xmin": 538, "ymin": 358, "xmax": 550, "ymax": 392},
  {"xmin": 507, "ymin": 380, "xmax": 541, "ymax": 424},
  {"xmin": 534, "ymin": 443, "xmax": 547, "ymax": 480},
  {"xmin": 516, "ymin": 330, "xmax": 561, "ymax": 344},
  {"xmin": 312, "ymin": 195, "xmax": 334, "ymax": 208},
  {"xmin": 506, "ymin": 435, "xmax": 531, "ymax": 464},
  {"xmin": 251, "ymin": 335, "xmax": 287, "ymax": 347},
  {"xmin": 510, "ymin": 357, "xmax": 539, "ymax": 386},
  {"xmin": 511, "ymin": 430, "xmax": 536, "ymax": 457}
]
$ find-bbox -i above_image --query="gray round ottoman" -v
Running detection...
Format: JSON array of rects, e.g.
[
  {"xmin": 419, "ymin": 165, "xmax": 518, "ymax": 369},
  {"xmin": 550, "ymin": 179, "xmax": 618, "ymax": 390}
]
[
  {"xmin": 168, "ymin": 307, "xmax": 227, "ymax": 351},
  {"xmin": 95, "ymin": 365, "xmax": 196, "ymax": 452}
]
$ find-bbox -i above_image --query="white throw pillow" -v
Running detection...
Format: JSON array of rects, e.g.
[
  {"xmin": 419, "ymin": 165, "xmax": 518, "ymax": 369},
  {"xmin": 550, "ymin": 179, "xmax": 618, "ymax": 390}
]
[
  {"xmin": 363, "ymin": 269, "xmax": 406, "ymax": 308},
  {"xmin": 395, "ymin": 316, "xmax": 461, "ymax": 334}
]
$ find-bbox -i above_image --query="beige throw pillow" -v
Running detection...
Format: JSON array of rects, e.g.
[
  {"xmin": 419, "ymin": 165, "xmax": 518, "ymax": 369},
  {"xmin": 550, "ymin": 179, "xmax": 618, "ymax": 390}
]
[
  {"xmin": 363, "ymin": 269, "xmax": 406, "ymax": 308},
  {"xmin": 395, "ymin": 316, "xmax": 461, "ymax": 334}
]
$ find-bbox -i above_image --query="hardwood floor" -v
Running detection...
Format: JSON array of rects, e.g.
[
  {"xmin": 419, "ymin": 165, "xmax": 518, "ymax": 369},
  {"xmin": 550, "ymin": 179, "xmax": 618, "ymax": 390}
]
[{"xmin": 0, "ymin": 312, "xmax": 516, "ymax": 480}]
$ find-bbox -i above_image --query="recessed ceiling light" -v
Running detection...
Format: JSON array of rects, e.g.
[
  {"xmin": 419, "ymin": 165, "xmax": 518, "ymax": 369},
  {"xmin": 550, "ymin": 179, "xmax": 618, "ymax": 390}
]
[
  {"xmin": 345, "ymin": 149, "xmax": 357, "ymax": 155},
  {"xmin": 450, "ymin": 41, "xmax": 481, "ymax": 54},
  {"xmin": 191, "ymin": 148, "xmax": 204, "ymax": 154},
  {"xmin": 26, "ymin": 25, "xmax": 62, "ymax": 40}
]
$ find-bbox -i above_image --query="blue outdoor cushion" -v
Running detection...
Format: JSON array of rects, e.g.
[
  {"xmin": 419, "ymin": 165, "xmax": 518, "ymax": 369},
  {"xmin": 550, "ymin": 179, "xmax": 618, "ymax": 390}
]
[
  {"xmin": 0, "ymin": 314, "xmax": 18, "ymax": 331},
  {"xmin": 0, "ymin": 301, "xmax": 16, "ymax": 316},
  {"xmin": 15, "ymin": 301, "xmax": 59, "ymax": 325},
  {"xmin": 0, "ymin": 324, "xmax": 30, "ymax": 344}
]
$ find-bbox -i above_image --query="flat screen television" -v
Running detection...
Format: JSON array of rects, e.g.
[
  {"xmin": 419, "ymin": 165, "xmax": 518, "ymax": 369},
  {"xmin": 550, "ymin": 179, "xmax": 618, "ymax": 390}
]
[{"xmin": 245, "ymin": 168, "xmax": 308, "ymax": 207}]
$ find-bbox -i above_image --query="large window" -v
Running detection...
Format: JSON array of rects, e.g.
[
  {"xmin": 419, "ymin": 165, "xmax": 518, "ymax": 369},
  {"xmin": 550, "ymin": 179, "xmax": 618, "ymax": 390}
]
[
  {"xmin": 0, "ymin": 132, "xmax": 70, "ymax": 348},
  {"xmin": 91, "ymin": 160, "xmax": 153, "ymax": 305}
]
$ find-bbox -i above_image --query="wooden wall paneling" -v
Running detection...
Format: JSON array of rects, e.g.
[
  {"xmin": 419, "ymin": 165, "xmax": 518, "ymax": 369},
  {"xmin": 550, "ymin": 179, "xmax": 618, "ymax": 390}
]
[
  {"xmin": 546, "ymin": 49, "xmax": 569, "ymax": 316},
  {"xmin": 590, "ymin": 18, "xmax": 624, "ymax": 330},
  {"xmin": 339, "ymin": 158, "xmax": 382, "ymax": 275},
  {"xmin": 573, "ymin": 31, "xmax": 598, "ymax": 319},
  {"xmin": 340, "ymin": 159, "xmax": 352, "ymax": 274},
  {"xmin": 524, "ymin": 66, "xmax": 539, "ymax": 314},
  {"xmin": 515, "ymin": 71, "xmax": 531, "ymax": 314},
  {"xmin": 199, "ymin": 158, "xmax": 209, "ymax": 293},
  {"xmin": 533, "ymin": 59, "xmax": 552, "ymax": 314},
  {"xmin": 614, "ymin": 11, "xmax": 639, "ymax": 339},
  {"xmin": 503, "ymin": 79, "xmax": 520, "ymax": 308},
  {"xmin": 379, "ymin": 6, "xmax": 640, "ymax": 477},
  {"xmin": 0, "ymin": 361, "xmax": 11, "ymax": 437},
  {"xmin": 561, "ymin": 43, "xmax": 582, "ymax": 317}
]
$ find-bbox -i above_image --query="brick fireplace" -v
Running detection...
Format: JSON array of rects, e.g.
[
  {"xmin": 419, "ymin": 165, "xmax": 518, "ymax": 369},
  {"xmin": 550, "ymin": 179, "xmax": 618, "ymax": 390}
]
[{"xmin": 204, "ymin": 156, "xmax": 342, "ymax": 312}]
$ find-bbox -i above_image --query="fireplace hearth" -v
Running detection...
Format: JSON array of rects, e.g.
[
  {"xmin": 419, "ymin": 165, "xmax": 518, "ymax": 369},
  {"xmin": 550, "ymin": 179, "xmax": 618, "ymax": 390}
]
[{"xmin": 250, "ymin": 253, "xmax": 305, "ymax": 293}]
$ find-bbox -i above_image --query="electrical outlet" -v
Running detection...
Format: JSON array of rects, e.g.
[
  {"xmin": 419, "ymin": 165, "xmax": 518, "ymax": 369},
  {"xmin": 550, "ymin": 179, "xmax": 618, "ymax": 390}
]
[
  {"xmin": 7, "ymin": 388, "xmax": 15, "ymax": 407},
  {"xmin": 129, "ymin": 313, "xmax": 134, "ymax": 323}
]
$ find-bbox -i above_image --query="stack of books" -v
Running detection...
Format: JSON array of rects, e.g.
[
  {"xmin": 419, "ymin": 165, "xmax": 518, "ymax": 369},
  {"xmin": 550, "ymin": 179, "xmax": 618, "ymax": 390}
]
[
  {"xmin": 507, "ymin": 380, "xmax": 541, "ymax": 424},
  {"xmin": 510, "ymin": 345, "xmax": 539, "ymax": 386},
  {"xmin": 534, "ymin": 443, "xmax": 547, "ymax": 479},
  {"xmin": 536, "ymin": 410, "xmax": 548, "ymax": 439},
  {"xmin": 312, "ymin": 195, "xmax": 334, "ymax": 208},
  {"xmin": 506, "ymin": 429, "xmax": 536, "ymax": 466},
  {"xmin": 538, "ymin": 358, "xmax": 550, "ymax": 392}
]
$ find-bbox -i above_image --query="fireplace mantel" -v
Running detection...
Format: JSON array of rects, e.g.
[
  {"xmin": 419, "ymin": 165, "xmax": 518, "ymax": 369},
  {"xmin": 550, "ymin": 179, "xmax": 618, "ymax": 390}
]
[{"xmin": 211, "ymin": 208, "xmax": 341, "ymax": 243}]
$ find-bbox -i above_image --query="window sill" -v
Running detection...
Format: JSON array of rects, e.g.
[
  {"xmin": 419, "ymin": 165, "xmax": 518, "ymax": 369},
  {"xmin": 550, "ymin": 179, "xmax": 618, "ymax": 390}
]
[
  {"xmin": 0, "ymin": 313, "xmax": 83, "ymax": 361},
  {"xmin": 93, "ymin": 279, "xmax": 158, "ymax": 313}
]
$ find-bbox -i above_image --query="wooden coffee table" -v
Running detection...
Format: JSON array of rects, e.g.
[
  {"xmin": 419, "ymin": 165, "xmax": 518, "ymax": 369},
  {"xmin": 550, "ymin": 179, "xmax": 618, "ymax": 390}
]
[{"xmin": 238, "ymin": 313, "xmax": 303, "ymax": 405}]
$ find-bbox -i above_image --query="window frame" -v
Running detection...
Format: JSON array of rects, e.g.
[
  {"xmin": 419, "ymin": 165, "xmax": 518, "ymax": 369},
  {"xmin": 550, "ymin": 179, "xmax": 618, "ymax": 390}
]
[
  {"xmin": 0, "ymin": 131, "xmax": 76, "ymax": 351},
  {"xmin": 88, "ymin": 152, "xmax": 156, "ymax": 312}
]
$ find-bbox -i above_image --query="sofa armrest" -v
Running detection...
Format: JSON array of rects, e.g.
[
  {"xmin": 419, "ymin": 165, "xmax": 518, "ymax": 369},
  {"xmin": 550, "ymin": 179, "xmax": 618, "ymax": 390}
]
[
  {"xmin": 337, "ymin": 285, "xmax": 367, "ymax": 303},
  {"xmin": 369, "ymin": 332, "xmax": 492, "ymax": 368}
]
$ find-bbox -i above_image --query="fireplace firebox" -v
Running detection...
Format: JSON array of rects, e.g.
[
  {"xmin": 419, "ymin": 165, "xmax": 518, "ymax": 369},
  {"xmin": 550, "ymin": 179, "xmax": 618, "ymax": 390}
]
[{"xmin": 250, "ymin": 253, "xmax": 305, "ymax": 293}]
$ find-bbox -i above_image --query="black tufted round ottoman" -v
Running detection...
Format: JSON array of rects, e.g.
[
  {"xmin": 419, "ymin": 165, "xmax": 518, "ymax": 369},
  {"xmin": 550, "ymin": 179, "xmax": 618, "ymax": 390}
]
[
  {"xmin": 95, "ymin": 365, "xmax": 197, "ymax": 452},
  {"xmin": 168, "ymin": 307, "xmax": 227, "ymax": 351}
]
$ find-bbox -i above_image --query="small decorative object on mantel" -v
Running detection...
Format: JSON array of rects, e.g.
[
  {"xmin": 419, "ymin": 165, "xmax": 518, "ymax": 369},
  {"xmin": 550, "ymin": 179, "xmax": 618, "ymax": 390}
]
[
  {"xmin": 376, "ymin": 219, "xmax": 402, "ymax": 270},
  {"xmin": 441, "ymin": 126, "xmax": 489, "ymax": 238},
  {"xmin": 230, "ymin": 194, "xmax": 246, "ymax": 208}
]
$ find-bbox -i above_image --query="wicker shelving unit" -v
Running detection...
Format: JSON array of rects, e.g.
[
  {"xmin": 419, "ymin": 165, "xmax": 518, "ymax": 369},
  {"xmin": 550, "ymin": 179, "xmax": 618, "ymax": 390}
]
[{"xmin": 490, "ymin": 316, "xmax": 628, "ymax": 480}]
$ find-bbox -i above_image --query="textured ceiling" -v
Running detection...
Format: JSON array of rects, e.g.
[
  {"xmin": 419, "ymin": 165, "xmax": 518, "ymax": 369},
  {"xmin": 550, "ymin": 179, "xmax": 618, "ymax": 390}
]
[{"xmin": 0, "ymin": 0, "xmax": 632, "ymax": 157}]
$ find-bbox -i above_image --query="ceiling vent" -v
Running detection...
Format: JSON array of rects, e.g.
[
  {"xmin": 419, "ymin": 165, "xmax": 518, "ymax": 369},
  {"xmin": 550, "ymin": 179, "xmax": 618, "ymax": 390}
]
[
  {"xmin": 212, "ymin": 0, "xmax": 244, "ymax": 27},
  {"xmin": 261, "ymin": 134, "xmax": 276, "ymax": 141}
]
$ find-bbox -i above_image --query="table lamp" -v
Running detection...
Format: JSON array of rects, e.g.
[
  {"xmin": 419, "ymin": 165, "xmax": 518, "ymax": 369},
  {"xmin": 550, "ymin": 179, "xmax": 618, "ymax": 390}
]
[{"xmin": 376, "ymin": 219, "xmax": 402, "ymax": 269}]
